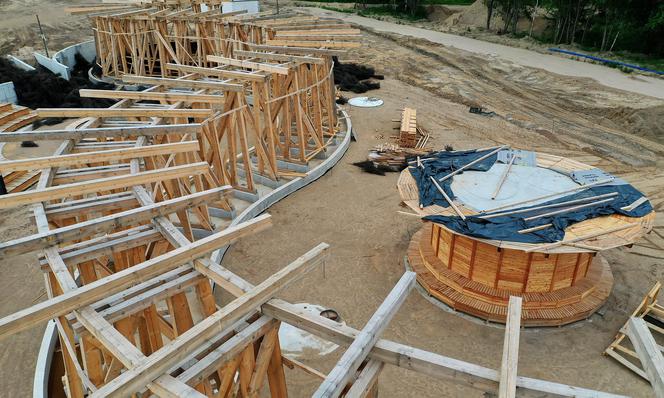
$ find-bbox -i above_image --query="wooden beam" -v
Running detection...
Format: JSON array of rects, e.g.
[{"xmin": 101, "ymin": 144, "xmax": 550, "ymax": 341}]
[
  {"xmin": 0, "ymin": 124, "xmax": 202, "ymax": 142},
  {"xmin": 165, "ymin": 63, "xmax": 267, "ymax": 82},
  {"xmin": 79, "ymin": 89, "xmax": 226, "ymax": 104},
  {"xmin": 0, "ymin": 186, "xmax": 229, "ymax": 257},
  {"xmin": 0, "ymin": 141, "xmax": 199, "ymax": 172},
  {"xmin": 36, "ymin": 108, "xmax": 213, "ymax": 118},
  {"xmin": 626, "ymin": 317, "xmax": 664, "ymax": 398},
  {"xmin": 176, "ymin": 316, "xmax": 277, "ymax": 386},
  {"xmin": 207, "ymin": 55, "xmax": 290, "ymax": 75},
  {"xmin": 0, "ymin": 162, "xmax": 209, "ymax": 208},
  {"xmin": 499, "ymin": 296, "xmax": 522, "ymax": 398},
  {"xmin": 345, "ymin": 360, "xmax": 384, "ymax": 398},
  {"xmin": 89, "ymin": 243, "xmax": 330, "ymax": 397},
  {"xmin": 234, "ymin": 50, "xmax": 325, "ymax": 65},
  {"xmin": 266, "ymin": 40, "xmax": 361, "ymax": 49},
  {"xmin": 121, "ymin": 75, "xmax": 244, "ymax": 92},
  {"xmin": 247, "ymin": 43, "xmax": 345, "ymax": 56},
  {"xmin": 262, "ymin": 299, "xmax": 627, "ymax": 398},
  {"xmin": 0, "ymin": 214, "xmax": 272, "ymax": 338},
  {"xmin": 313, "ymin": 271, "xmax": 416, "ymax": 398}
]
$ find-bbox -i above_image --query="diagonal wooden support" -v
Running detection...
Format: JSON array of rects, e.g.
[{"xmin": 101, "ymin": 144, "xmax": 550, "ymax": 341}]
[
  {"xmin": 0, "ymin": 214, "xmax": 272, "ymax": 338},
  {"xmin": 499, "ymin": 296, "xmax": 522, "ymax": 398},
  {"xmin": 626, "ymin": 317, "xmax": 664, "ymax": 398},
  {"xmin": 89, "ymin": 243, "xmax": 330, "ymax": 397},
  {"xmin": 313, "ymin": 271, "xmax": 416, "ymax": 398},
  {"xmin": 345, "ymin": 360, "xmax": 384, "ymax": 398}
]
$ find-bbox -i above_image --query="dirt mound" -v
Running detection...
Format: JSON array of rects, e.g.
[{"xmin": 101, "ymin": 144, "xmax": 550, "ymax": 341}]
[
  {"xmin": 0, "ymin": 54, "xmax": 114, "ymax": 109},
  {"xmin": 456, "ymin": 0, "xmax": 489, "ymax": 27},
  {"xmin": 602, "ymin": 105, "xmax": 664, "ymax": 143},
  {"xmin": 333, "ymin": 57, "xmax": 383, "ymax": 93}
]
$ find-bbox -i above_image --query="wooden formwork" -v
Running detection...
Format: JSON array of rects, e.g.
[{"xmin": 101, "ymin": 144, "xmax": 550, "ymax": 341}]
[{"xmin": 0, "ymin": 5, "xmax": 640, "ymax": 398}]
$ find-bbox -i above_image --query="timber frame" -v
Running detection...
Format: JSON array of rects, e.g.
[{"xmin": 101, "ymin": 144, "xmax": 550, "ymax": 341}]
[{"xmin": 0, "ymin": 3, "xmax": 641, "ymax": 398}]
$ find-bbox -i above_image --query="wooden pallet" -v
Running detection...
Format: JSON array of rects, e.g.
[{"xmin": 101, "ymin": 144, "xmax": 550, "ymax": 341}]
[{"xmin": 605, "ymin": 282, "xmax": 664, "ymax": 379}]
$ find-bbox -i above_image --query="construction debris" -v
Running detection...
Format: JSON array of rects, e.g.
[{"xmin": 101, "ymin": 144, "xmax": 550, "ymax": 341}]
[{"xmin": 333, "ymin": 57, "xmax": 383, "ymax": 93}]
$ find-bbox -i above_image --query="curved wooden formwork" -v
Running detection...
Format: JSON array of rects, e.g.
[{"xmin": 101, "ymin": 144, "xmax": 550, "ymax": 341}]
[{"xmin": 399, "ymin": 151, "xmax": 654, "ymax": 326}]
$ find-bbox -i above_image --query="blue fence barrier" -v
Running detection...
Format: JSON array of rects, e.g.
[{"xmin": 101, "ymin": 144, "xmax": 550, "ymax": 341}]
[{"xmin": 548, "ymin": 48, "xmax": 664, "ymax": 75}]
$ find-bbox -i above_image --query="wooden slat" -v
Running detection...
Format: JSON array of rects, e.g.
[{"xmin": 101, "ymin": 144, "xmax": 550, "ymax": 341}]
[
  {"xmin": 0, "ymin": 141, "xmax": 199, "ymax": 172},
  {"xmin": 122, "ymin": 75, "xmax": 244, "ymax": 92},
  {"xmin": 0, "ymin": 186, "xmax": 228, "ymax": 257},
  {"xmin": 499, "ymin": 296, "xmax": 522, "ymax": 398},
  {"xmin": 79, "ymin": 89, "xmax": 226, "ymax": 104},
  {"xmin": 0, "ymin": 214, "xmax": 272, "ymax": 338},
  {"xmin": 313, "ymin": 272, "xmax": 416, "ymax": 398},
  {"xmin": 36, "ymin": 108, "xmax": 213, "ymax": 118},
  {"xmin": 89, "ymin": 243, "xmax": 330, "ymax": 397},
  {"xmin": 0, "ymin": 162, "xmax": 209, "ymax": 208},
  {"xmin": 0, "ymin": 124, "xmax": 202, "ymax": 142}
]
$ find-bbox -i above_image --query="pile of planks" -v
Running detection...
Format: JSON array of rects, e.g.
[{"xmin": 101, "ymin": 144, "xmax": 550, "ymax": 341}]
[{"xmin": 395, "ymin": 107, "xmax": 430, "ymax": 149}]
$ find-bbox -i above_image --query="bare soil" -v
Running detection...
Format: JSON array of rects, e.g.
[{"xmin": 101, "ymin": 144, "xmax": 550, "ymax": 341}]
[{"xmin": 0, "ymin": 2, "xmax": 663, "ymax": 397}]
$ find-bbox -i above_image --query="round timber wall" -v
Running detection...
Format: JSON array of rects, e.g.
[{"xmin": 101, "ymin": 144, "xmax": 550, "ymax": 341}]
[{"xmin": 408, "ymin": 223, "xmax": 614, "ymax": 326}]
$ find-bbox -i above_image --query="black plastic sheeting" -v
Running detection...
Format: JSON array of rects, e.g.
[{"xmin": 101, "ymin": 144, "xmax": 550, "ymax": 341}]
[
  {"xmin": 410, "ymin": 150, "xmax": 653, "ymax": 244},
  {"xmin": 408, "ymin": 148, "xmax": 498, "ymax": 208}
]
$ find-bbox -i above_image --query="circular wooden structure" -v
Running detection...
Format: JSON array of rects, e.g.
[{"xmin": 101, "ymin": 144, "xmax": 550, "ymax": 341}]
[{"xmin": 399, "ymin": 152, "xmax": 655, "ymax": 326}]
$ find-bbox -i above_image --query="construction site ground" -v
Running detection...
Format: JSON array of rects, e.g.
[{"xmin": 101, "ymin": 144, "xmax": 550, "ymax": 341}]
[{"xmin": 1, "ymin": 3, "xmax": 664, "ymax": 397}]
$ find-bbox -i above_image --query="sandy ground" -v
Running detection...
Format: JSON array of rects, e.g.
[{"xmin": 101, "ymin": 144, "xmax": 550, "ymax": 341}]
[
  {"xmin": 0, "ymin": 2, "xmax": 663, "ymax": 397},
  {"xmin": 0, "ymin": 0, "xmax": 93, "ymax": 59},
  {"xmin": 306, "ymin": 8, "xmax": 664, "ymax": 101},
  {"xmin": 217, "ymin": 76, "xmax": 662, "ymax": 398}
]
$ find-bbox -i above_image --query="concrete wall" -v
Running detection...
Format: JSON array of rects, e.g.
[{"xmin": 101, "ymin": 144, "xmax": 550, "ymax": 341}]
[
  {"xmin": 33, "ymin": 40, "xmax": 96, "ymax": 81},
  {"xmin": 222, "ymin": 0, "xmax": 260, "ymax": 14},
  {"xmin": 0, "ymin": 82, "xmax": 17, "ymax": 104}
]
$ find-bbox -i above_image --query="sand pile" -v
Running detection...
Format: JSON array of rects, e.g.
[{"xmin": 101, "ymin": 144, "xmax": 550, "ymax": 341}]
[{"xmin": 603, "ymin": 105, "xmax": 664, "ymax": 144}]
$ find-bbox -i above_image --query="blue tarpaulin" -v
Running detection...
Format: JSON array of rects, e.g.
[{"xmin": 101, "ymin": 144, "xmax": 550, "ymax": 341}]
[
  {"xmin": 410, "ymin": 150, "xmax": 652, "ymax": 244},
  {"xmin": 408, "ymin": 148, "xmax": 498, "ymax": 208}
]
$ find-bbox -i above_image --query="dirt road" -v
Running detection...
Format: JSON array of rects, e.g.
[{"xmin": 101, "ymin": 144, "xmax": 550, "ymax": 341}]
[{"xmin": 308, "ymin": 8, "xmax": 664, "ymax": 100}]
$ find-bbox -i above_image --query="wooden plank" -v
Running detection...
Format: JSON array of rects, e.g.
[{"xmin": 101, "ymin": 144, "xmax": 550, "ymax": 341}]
[
  {"xmin": 345, "ymin": 360, "xmax": 384, "ymax": 398},
  {"xmin": 234, "ymin": 50, "xmax": 324, "ymax": 65},
  {"xmin": 207, "ymin": 55, "xmax": 290, "ymax": 75},
  {"xmin": 313, "ymin": 271, "xmax": 416, "ymax": 398},
  {"xmin": 0, "ymin": 123, "xmax": 202, "ymax": 142},
  {"xmin": 266, "ymin": 40, "xmax": 361, "ymax": 49},
  {"xmin": 0, "ymin": 186, "xmax": 229, "ymax": 257},
  {"xmin": 121, "ymin": 75, "xmax": 244, "ymax": 92},
  {"xmin": 263, "ymin": 299, "xmax": 627, "ymax": 398},
  {"xmin": 0, "ymin": 162, "xmax": 209, "ymax": 209},
  {"xmin": 36, "ymin": 108, "xmax": 213, "ymax": 118},
  {"xmin": 0, "ymin": 141, "xmax": 199, "ymax": 172},
  {"xmin": 0, "ymin": 214, "xmax": 272, "ymax": 338},
  {"xmin": 165, "ymin": 63, "xmax": 267, "ymax": 82},
  {"xmin": 176, "ymin": 316, "xmax": 277, "ymax": 386},
  {"xmin": 499, "ymin": 296, "xmax": 522, "ymax": 398},
  {"xmin": 626, "ymin": 317, "xmax": 664, "ymax": 398},
  {"xmin": 79, "ymin": 89, "xmax": 226, "ymax": 104},
  {"xmin": 89, "ymin": 243, "xmax": 330, "ymax": 397},
  {"xmin": 247, "ymin": 43, "xmax": 346, "ymax": 56}
]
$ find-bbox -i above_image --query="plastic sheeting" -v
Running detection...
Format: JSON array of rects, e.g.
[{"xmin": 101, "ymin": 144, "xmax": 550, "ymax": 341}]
[
  {"xmin": 411, "ymin": 150, "xmax": 653, "ymax": 244},
  {"xmin": 409, "ymin": 148, "xmax": 498, "ymax": 208}
]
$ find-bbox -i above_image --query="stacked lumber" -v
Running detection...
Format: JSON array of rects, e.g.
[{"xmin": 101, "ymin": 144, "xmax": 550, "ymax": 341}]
[
  {"xmin": 398, "ymin": 107, "xmax": 417, "ymax": 147},
  {"xmin": 367, "ymin": 144, "xmax": 431, "ymax": 172}
]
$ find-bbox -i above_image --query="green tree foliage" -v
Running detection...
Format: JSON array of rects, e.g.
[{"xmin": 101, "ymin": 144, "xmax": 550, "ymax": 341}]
[{"xmin": 484, "ymin": 0, "xmax": 664, "ymax": 57}]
